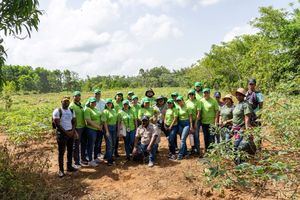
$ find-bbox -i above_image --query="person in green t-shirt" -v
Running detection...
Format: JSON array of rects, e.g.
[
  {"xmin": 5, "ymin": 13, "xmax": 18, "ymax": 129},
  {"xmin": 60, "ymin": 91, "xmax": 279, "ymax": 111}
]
[
  {"xmin": 171, "ymin": 92, "xmax": 179, "ymax": 108},
  {"xmin": 164, "ymin": 99, "xmax": 179, "ymax": 160},
  {"xmin": 138, "ymin": 97, "xmax": 156, "ymax": 122},
  {"xmin": 186, "ymin": 89, "xmax": 202, "ymax": 155},
  {"xmin": 118, "ymin": 100, "xmax": 138, "ymax": 160},
  {"xmin": 232, "ymin": 88, "xmax": 256, "ymax": 161},
  {"xmin": 200, "ymin": 88, "xmax": 220, "ymax": 150},
  {"xmin": 103, "ymin": 98, "xmax": 119, "ymax": 159},
  {"xmin": 145, "ymin": 88, "xmax": 156, "ymax": 106},
  {"xmin": 69, "ymin": 91, "xmax": 86, "ymax": 167},
  {"xmin": 127, "ymin": 91, "xmax": 135, "ymax": 102},
  {"xmin": 113, "ymin": 92, "xmax": 123, "ymax": 112},
  {"xmin": 194, "ymin": 82, "xmax": 203, "ymax": 101},
  {"xmin": 84, "ymin": 97, "xmax": 103, "ymax": 167},
  {"xmin": 130, "ymin": 95, "xmax": 141, "ymax": 122},
  {"xmin": 218, "ymin": 94, "xmax": 235, "ymax": 141},
  {"xmin": 176, "ymin": 96, "xmax": 193, "ymax": 160}
]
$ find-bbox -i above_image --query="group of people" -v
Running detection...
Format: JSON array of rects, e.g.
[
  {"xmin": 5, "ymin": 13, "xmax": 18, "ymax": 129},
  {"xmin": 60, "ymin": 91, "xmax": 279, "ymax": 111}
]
[{"xmin": 52, "ymin": 79, "xmax": 263, "ymax": 177}]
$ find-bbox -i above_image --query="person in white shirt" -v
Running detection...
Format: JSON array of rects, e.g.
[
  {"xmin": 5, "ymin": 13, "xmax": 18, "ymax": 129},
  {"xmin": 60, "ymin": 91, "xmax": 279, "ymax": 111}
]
[{"xmin": 52, "ymin": 96, "xmax": 76, "ymax": 178}]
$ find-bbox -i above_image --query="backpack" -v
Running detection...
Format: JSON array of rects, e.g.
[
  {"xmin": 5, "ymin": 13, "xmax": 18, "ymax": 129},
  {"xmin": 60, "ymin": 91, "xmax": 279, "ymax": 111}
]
[{"xmin": 52, "ymin": 108, "xmax": 73, "ymax": 129}]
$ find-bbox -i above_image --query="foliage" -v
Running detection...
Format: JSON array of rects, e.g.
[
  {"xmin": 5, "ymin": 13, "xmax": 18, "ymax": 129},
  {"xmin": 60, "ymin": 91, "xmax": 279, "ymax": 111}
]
[
  {"xmin": 0, "ymin": 0, "xmax": 42, "ymax": 90},
  {"xmin": 203, "ymin": 84, "xmax": 300, "ymax": 199},
  {"xmin": 187, "ymin": 3, "xmax": 300, "ymax": 92}
]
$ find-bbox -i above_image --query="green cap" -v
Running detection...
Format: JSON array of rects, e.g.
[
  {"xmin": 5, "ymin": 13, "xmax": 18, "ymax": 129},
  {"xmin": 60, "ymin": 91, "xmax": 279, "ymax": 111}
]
[
  {"xmin": 116, "ymin": 92, "xmax": 123, "ymax": 96},
  {"xmin": 142, "ymin": 97, "xmax": 150, "ymax": 103},
  {"xmin": 73, "ymin": 91, "xmax": 81, "ymax": 96},
  {"xmin": 188, "ymin": 89, "xmax": 196, "ymax": 95},
  {"xmin": 128, "ymin": 91, "xmax": 134, "ymax": 96},
  {"xmin": 171, "ymin": 92, "xmax": 179, "ymax": 96},
  {"xmin": 194, "ymin": 82, "xmax": 202, "ymax": 87},
  {"xmin": 176, "ymin": 96, "xmax": 184, "ymax": 101},
  {"xmin": 88, "ymin": 97, "xmax": 97, "ymax": 103},
  {"xmin": 203, "ymin": 88, "xmax": 210, "ymax": 93},
  {"xmin": 122, "ymin": 100, "xmax": 130, "ymax": 105},
  {"xmin": 132, "ymin": 95, "xmax": 138, "ymax": 100},
  {"xmin": 94, "ymin": 89, "xmax": 101, "ymax": 94},
  {"xmin": 167, "ymin": 99, "xmax": 174, "ymax": 104},
  {"xmin": 106, "ymin": 98, "xmax": 113, "ymax": 104}
]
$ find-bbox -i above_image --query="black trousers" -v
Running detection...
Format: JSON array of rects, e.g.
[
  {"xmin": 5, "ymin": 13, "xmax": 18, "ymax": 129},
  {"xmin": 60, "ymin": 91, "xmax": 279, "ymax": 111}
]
[{"xmin": 57, "ymin": 131, "xmax": 74, "ymax": 172}]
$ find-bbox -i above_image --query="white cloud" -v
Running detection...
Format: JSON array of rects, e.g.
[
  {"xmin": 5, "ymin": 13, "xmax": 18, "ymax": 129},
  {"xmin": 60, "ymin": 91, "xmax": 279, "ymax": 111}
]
[
  {"xmin": 131, "ymin": 14, "xmax": 183, "ymax": 41},
  {"xmin": 119, "ymin": 0, "xmax": 221, "ymax": 8},
  {"xmin": 198, "ymin": 0, "xmax": 221, "ymax": 6},
  {"xmin": 223, "ymin": 25, "xmax": 258, "ymax": 42}
]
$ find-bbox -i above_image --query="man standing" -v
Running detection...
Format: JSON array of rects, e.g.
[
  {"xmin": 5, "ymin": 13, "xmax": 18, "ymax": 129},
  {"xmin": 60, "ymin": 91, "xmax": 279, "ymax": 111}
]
[
  {"xmin": 194, "ymin": 82, "xmax": 203, "ymax": 101},
  {"xmin": 69, "ymin": 91, "xmax": 87, "ymax": 167},
  {"xmin": 246, "ymin": 79, "xmax": 263, "ymax": 114},
  {"xmin": 94, "ymin": 89, "xmax": 106, "ymax": 112},
  {"xmin": 133, "ymin": 116, "xmax": 159, "ymax": 167},
  {"xmin": 53, "ymin": 96, "xmax": 77, "ymax": 177}
]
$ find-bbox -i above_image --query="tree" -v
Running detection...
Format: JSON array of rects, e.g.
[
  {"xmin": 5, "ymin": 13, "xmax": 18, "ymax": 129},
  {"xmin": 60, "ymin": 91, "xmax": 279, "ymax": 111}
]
[
  {"xmin": 18, "ymin": 75, "xmax": 35, "ymax": 91},
  {"xmin": 0, "ymin": 0, "xmax": 42, "ymax": 90}
]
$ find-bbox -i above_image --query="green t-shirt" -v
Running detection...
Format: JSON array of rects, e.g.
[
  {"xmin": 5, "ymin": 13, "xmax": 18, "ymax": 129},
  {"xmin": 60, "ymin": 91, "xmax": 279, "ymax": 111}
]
[
  {"xmin": 185, "ymin": 99, "xmax": 201, "ymax": 121},
  {"xmin": 102, "ymin": 108, "xmax": 118, "ymax": 126},
  {"xmin": 113, "ymin": 100, "xmax": 123, "ymax": 112},
  {"xmin": 177, "ymin": 105, "xmax": 192, "ymax": 121},
  {"xmin": 200, "ymin": 97, "xmax": 219, "ymax": 124},
  {"xmin": 69, "ymin": 102, "xmax": 85, "ymax": 128},
  {"xmin": 232, "ymin": 101, "xmax": 252, "ymax": 126},
  {"xmin": 131, "ymin": 104, "xmax": 141, "ymax": 119},
  {"xmin": 174, "ymin": 102, "xmax": 179, "ymax": 109},
  {"xmin": 220, "ymin": 105, "xmax": 234, "ymax": 122},
  {"xmin": 165, "ymin": 108, "xmax": 178, "ymax": 126},
  {"xmin": 138, "ymin": 107, "xmax": 155, "ymax": 120},
  {"xmin": 196, "ymin": 92, "xmax": 203, "ymax": 101},
  {"xmin": 84, "ymin": 107, "xmax": 101, "ymax": 130},
  {"xmin": 118, "ymin": 109, "xmax": 136, "ymax": 131}
]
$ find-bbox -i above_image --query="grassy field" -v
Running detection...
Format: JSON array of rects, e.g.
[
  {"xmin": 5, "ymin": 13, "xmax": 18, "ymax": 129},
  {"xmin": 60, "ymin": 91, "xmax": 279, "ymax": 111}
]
[{"xmin": 0, "ymin": 87, "xmax": 224, "ymax": 144}]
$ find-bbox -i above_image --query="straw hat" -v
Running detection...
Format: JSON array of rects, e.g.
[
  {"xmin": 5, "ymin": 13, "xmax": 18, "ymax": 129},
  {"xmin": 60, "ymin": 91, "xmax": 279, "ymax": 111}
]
[
  {"xmin": 235, "ymin": 88, "xmax": 247, "ymax": 96},
  {"xmin": 222, "ymin": 94, "xmax": 233, "ymax": 102}
]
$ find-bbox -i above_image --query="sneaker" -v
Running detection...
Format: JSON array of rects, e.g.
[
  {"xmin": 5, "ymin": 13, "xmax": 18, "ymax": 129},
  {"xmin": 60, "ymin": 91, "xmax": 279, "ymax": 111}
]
[
  {"xmin": 88, "ymin": 160, "xmax": 99, "ymax": 167},
  {"xmin": 148, "ymin": 161, "xmax": 154, "ymax": 167},
  {"xmin": 169, "ymin": 154, "xmax": 176, "ymax": 160},
  {"xmin": 81, "ymin": 160, "xmax": 88, "ymax": 166},
  {"xmin": 177, "ymin": 156, "xmax": 183, "ymax": 160},
  {"xmin": 107, "ymin": 162, "xmax": 113, "ymax": 166},
  {"xmin": 73, "ymin": 164, "xmax": 81, "ymax": 170},
  {"xmin": 58, "ymin": 170, "xmax": 65, "ymax": 178},
  {"xmin": 94, "ymin": 158, "xmax": 101, "ymax": 164},
  {"xmin": 67, "ymin": 166, "xmax": 78, "ymax": 172}
]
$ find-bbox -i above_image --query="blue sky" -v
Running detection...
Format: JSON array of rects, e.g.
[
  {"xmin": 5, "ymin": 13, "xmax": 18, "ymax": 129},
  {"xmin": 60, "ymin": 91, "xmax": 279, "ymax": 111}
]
[{"xmin": 5, "ymin": 0, "xmax": 290, "ymax": 77}]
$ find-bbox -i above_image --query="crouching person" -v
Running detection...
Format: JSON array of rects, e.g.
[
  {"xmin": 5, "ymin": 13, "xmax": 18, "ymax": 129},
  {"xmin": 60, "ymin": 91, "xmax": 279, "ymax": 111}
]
[
  {"xmin": 132, "ymin": 116, "xmax": 159, "ymax": 167},
  {"xmin": 53, "ymin": 96, "xmax": 77, "ymax": 178}
]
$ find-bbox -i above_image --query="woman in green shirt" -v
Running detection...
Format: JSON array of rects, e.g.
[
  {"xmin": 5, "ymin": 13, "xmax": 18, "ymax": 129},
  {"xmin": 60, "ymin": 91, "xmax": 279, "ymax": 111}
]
[
  {"xmin": 200, "ymin": 88, "xmax": 220, "ymax": 150},
  {"xmin": 131, "ymin": 95, "xmax": 141, "ymax": 122},
  {"xmin": 113, "ymin": 92, "xmax": 123, "ymax": 112},
  {"xmin": 219, "ymin": 94, "xmax": 234, "ymax": 141},
  {"xmin": 103, "ymin": 98, "xmax": 119, "ymax": 161},
  {"xmin": 84, "ymin": 97, "xmax": 103, "ymax": 167},
  {"xmin": 138, "ymin": 97, "xmax": 156, "ymax": 122},
  {"xmin": 176, "ymin": 96, "xmax": 193, "ymax": 160},
  {"xmin": 164, "ymin": 99, "xmax": 178, "ymax": 160},
  {"xmin": 185, "ymin": 89, "xmax": 201, "ymax": 155},
  {"xmin": 118, "ymin": 100, "xmax": 138, "ymax": 160}
]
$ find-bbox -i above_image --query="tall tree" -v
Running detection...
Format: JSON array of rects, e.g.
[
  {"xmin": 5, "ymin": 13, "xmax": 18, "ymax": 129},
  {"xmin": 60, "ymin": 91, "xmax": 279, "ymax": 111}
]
[{"xmin": 0, "ymin": 0, "xmax": 42, "ymax": 90}]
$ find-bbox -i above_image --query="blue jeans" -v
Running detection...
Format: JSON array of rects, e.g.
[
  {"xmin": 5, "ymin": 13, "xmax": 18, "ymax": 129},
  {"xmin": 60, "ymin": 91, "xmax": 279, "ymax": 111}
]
[
  {"xmin": 193, "ymin": 120, "xmax": 201, "ymax": 153},
  {"xmin": 73, "ymin": 127, "xmax": 86, "ymax": 164},
  {"xmin": 86, "ymin": 128, "xmax": 99, "ymax": 162},
  {"xmin": 108, "ymin": 125, "xmax": 117, "ymax": 156},
  {"xmin": 166, "ymin": 125, "xmax": 178, "ymax": 154},
  {"xmin": 202, "ymin": 124, "xmax": 215, "ymax": 150},
  {"xmin": 103, "ymin": 132, "xmax": 113, "ymax": 164},
  {"xmin": 178, "ymin": 120, "xmax": 190, "ymax": 158},
  {"xmin": 125, "ymin": 130, "xmax": 136, "ymax": 157},
  {"xmin": 140, "ymin": 143, "xmax": 158, "ymax": 163}
]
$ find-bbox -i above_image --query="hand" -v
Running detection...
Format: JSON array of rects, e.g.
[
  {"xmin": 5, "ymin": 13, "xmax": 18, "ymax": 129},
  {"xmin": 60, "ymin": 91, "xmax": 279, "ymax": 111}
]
[
  {"xmin": 65, "ymin": 130, "xmax": 74, "ymax": 138},
  {"xmin": 106, "ymin": 131, "xmax": 110, "ymax": 138},
  {"xmin": 147, "ymin": 145, "xmax": 152, "ymax": 152},
  {"xmin": 190, "ymin": 127, "xmax": 195, "ymax": 133},
  {"xmin": 97, "ymin": 125, "xmax": 102, "ymax": 131}
]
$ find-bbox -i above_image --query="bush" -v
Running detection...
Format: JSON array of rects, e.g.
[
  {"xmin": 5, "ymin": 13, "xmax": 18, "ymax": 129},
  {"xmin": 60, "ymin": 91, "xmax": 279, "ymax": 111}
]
[{"xmin": 203, "ymin": 89, "xmax": 300, "ymax": 199}]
